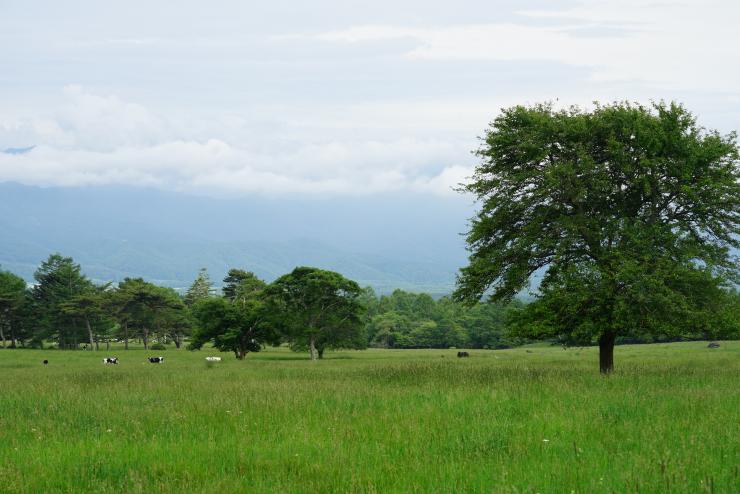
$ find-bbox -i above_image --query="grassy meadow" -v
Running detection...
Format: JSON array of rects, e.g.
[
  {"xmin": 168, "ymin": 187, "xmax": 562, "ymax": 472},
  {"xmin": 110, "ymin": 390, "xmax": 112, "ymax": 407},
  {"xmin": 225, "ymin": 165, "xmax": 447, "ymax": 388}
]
[{"xmin": 0, "ymin": 342, "xmax": 738, "ymax": 493}]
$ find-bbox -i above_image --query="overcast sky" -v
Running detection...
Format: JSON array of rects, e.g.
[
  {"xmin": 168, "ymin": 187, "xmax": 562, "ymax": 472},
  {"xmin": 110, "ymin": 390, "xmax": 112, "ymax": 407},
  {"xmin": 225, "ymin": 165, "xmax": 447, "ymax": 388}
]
[{"xmin": 1, "ymin": 0, "xmax": 739, "ymax": 197}]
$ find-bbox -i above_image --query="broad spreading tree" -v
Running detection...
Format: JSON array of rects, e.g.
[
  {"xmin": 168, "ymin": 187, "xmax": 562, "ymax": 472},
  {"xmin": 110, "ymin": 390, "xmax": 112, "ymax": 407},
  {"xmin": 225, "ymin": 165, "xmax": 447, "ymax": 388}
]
[
  {"xmin": 108, "ymin": 278, "xmax": 184, "ymax": 350},
  {"xmin": 454, "ymin": 102, "xmax": 740, "ymax": 372},
  {"xmin": 189, "ymin": 270, "xmax": 279, "ymax": 359},
  {"xmin": 266, "ymin": 267, "xmax": 366, "ymax": 360},
  {"xmin": 60, "ymin": 284, "xmax": 112, "ymax": 350}
]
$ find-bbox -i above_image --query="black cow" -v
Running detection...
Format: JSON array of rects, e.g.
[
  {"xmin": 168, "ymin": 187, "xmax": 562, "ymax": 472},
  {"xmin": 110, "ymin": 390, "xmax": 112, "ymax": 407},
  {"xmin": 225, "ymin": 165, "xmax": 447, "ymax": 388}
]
[
  {"xmin": 148, "ymin": 357, "xmax": 165, "ymax": 363},
  {"xmin": 42, "ymin": 359, "xmax": 49, "ymax": 365},
  {"xmin": 457, "ymin": 351, "xmax": 470, "ymax": 358},
  {"xmin": 103, "ymin": 357, "xmax": 119, "ymax": 364}
]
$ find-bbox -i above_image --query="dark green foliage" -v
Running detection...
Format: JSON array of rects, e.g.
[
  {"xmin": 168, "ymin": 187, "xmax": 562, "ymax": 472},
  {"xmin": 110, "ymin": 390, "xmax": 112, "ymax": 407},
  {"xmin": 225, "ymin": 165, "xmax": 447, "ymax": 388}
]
[
  {"xmin": 266, "ymin": 267, "xmax": 366, "ymax": 360},
  {"xmin": 108, "ymin": 278, "xmax": 187, "ymax": 350},
  {"xmin": 32, "ymin": 254, "xmax": 94, "ymax": 348},
  {"xmin": 455, "ymin": 102, "xmax": 740, "ymax": 371},
  {"xmin": 60, "ymin": 284, "xmax": 114, "ymax": 350},
  {"xmin": 189, "ymin": 270, "xmax": 279, "ymax": 359},
  {"xmin": 184, "ymin": 268, "xmax": 213, "ymax": 306},
  {"xmin": 364, "ymin": 289, "xmax": 521, "ymax": 349},
  {"xmin": 0, "ymin": 270, "xmax": 30, "ymax": 347}
]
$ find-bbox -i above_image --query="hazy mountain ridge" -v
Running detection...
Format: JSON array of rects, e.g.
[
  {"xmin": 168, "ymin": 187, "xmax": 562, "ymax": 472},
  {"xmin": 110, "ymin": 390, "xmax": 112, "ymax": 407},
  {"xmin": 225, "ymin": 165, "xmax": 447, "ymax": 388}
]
[{"xmin": 0, "ymin": 182, "xmax": 471, "ymax": 295}]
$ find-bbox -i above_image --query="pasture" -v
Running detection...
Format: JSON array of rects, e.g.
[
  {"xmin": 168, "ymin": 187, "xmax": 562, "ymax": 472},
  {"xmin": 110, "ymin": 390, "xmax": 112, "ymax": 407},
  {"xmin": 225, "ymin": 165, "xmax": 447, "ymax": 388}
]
[{"xmin": 0, "ymin": 342, "xmax": 738, "ymax": 493}]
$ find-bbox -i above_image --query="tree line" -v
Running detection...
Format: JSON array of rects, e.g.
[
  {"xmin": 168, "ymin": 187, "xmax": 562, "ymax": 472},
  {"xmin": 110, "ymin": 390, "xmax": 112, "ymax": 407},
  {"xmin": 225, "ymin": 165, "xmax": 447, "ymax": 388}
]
[{"xmin": 0, "ymin": 254, "xmax": 522, "ymax": 359}]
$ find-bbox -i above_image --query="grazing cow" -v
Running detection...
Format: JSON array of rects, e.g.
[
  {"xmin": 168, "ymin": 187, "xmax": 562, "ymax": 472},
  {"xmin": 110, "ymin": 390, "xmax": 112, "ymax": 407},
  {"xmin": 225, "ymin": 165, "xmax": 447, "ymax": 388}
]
[
  {"xmin": 103, "ymin": 357, "xmax": 119, "ymax": 364},
  {"xmin": 42, "ymin": 359, "xmax": 49, "ymax": 365},
  {"xmin": 707, "ymin": 342, "xmax": 721, "ymax": 348},
  {"xmin": 148, "ymin": 357, "xmax": 165, "ymax": 363},
  {"xmin": 205, "ymin": 356, "xmax": 222, "ymax": 362},
  {"xmin": 457, "ymin": 351, "xmax": 470, "ymax": 358}
]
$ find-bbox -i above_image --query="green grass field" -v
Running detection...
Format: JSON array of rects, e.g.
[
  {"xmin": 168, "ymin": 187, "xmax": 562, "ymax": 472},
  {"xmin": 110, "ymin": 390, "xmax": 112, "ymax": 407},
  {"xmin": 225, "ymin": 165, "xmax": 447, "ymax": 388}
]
[{"xmin": 0, "ymin": 342, "xmax": 738, "ymax": 493}]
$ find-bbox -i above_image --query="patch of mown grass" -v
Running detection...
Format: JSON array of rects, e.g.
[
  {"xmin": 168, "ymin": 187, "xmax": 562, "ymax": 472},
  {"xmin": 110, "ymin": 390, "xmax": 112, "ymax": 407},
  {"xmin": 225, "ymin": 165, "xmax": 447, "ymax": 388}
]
[{"xmin": 0, "ymin": 342, "xmax": 738, "ymax": 493}]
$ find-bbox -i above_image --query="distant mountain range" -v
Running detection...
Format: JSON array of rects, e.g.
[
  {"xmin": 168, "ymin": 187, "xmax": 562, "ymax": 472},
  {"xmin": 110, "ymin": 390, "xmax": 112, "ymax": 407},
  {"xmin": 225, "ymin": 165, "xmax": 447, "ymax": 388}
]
[{"xmin": 0, "ymin": 182, "xmax": 474, "ymax": 296}]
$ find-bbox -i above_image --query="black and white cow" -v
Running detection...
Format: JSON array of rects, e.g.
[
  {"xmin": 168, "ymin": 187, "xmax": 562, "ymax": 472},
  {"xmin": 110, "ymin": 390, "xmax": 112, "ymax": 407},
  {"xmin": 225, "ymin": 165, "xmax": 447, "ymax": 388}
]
[
  {"xmin": 457, "ymin": 351, "xmax": 470, "ymax": 358},
  {"xmin": 148, "ymin": 357, "xmax": 165, "ymax": 363},
  {"xmin": 103, "ymin": 357, "xmax": 119, "ymax": 364}
]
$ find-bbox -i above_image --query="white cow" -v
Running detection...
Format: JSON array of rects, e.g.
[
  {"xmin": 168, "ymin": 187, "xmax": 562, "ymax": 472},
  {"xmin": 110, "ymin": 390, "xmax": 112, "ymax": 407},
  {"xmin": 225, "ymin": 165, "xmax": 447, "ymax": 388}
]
[{"xmin": 205, "ymin": 356, "xmax": 222, "ymax": 362}]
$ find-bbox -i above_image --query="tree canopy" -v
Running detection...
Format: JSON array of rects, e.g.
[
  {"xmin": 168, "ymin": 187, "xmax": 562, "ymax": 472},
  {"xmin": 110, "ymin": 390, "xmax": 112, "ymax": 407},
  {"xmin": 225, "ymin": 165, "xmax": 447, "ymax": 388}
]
[
  {"xmin": 189, "ymin": 270, "xmax": 279, "ymax": 359},
  {"xmin": 265, "ymin": 267, "xmax": 366, "ymax": 360},
  {"xmin": 455, "ymin": 102, "xmax": 740, "ymax": 372}
]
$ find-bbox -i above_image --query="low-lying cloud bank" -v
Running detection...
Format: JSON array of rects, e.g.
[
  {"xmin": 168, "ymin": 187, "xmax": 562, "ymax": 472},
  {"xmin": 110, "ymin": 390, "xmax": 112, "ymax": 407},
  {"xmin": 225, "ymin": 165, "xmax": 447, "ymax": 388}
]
[{"xmin": 0, "ymin": 86, "xmax": 474, "ymax": 197}]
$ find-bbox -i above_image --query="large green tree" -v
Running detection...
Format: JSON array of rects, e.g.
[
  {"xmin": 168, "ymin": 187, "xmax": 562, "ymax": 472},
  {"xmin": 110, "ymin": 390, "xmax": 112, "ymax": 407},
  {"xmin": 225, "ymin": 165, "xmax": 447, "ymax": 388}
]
[
  {"xmin": 32, "ymin": 254, "xmax": 94, "ymax": 348},
  {"xmin": 266, "ymin": 267, "xmax": 366, "ymax": 360},
  {"xmin": 455, "ymin": 102, "xmax": 740, "ymax": 372}
]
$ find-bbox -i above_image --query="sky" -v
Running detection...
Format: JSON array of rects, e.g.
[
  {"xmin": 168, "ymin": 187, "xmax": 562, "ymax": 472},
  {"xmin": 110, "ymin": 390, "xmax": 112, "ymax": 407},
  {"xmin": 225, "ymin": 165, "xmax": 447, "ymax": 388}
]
[{"xmin": 1, "ymin": 0, "xmax": 740, "ymax": 198}]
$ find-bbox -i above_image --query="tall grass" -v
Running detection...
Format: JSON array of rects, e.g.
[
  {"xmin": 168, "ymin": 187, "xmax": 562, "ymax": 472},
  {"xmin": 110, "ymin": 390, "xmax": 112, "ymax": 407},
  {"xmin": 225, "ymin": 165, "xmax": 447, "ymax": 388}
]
[{"xmin": 0, "ymin": 342, "xmax": 737, "ymax": 493}]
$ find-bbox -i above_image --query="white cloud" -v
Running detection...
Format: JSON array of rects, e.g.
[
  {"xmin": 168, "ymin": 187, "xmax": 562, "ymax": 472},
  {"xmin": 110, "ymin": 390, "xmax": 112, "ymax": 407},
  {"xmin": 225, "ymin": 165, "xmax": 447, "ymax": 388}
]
[
  {"xmin": 2, "ymin": 1, "xmax": 739, "ymax": 199},
  {"xmin": 313, "ymin": 0, "xmax": 740, "ymax": 92},
  {"xmin": 0, "ymin": 87, "xmax": 473, "ymax": 196}
]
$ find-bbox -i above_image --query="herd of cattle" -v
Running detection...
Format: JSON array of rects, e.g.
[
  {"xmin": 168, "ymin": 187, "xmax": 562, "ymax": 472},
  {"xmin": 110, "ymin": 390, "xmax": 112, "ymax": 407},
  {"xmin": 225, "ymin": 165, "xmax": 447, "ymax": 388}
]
[
  {"xmin": 103, "ymin": 356, "xmax": 167, "ymax": 364},
  {"xmin": 41, "ymin": 353, "xmax": 475, "ymax": 364},
  {"xmin": 42, "ymin": 356, "xmax": 222, "ymax": 365}
]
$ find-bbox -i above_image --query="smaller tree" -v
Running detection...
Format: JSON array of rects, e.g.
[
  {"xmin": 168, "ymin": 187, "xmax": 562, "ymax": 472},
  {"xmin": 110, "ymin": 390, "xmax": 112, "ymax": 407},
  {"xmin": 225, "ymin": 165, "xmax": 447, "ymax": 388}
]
[
  {"xmin": 189, "ymin": 271, "xmax": 278, "ymax": 359},
  {"xmin": 60, "ymin": 284, "xmax": 112, "ymax": 350},
  {"xmin": 266, "ymin": 267, "xmax": 366, "ymax": 360},
  {"xmin": 184, "ymin": 268, "xmax": 214, "ymax": 306},
  {"xmin": 108, "ymin": 278, "xmax": 183, "ymax": 350}
]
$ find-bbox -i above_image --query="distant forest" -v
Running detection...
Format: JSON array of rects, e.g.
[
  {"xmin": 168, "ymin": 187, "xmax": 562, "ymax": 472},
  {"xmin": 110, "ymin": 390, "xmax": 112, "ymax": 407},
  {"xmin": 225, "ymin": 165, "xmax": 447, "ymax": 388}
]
[
  {"xmin": 2, "ymin": 253, "xmax": 738, "ymax": 359},
  {"xmin": 0, "ymin": 254, "xmax": 525, "ymax": 357}
]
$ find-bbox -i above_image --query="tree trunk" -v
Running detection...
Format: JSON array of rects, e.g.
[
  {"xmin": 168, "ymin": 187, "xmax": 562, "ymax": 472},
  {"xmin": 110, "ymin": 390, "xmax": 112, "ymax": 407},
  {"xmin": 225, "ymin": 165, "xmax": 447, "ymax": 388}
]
[
  {"xmin": 317, "ymin": 347, "xmax": 324, "ymax": 359},
  {"xmin": 309, "ymin": 336, "xmax": 318, "ymax": 361},
  {"xmin": 599, "ymin": 332, "xmax": 616, "ymax": 374},
  {"xmin": 85, "ymin": 318, "xmax": 95, "ymax": 350},
  {"xmin": 124, "ymin": 323, "xmax": 129, "ymax": 350},
  {"xmin": 142, "ymin": 327, "xmax": 149, "ymax": 350},
  {"xmin": 0, "ymin": 323, "xmax": 5, "ymax": 348},
  {"xmin": 94, "ymin": 334, "xmax": 99, "ymax": 351},
  {"xmin": 237, "ymin": 348, "xmax": 246, "ymax": 360},
  {"xmin": 174, "ymin": 333, "xmax": 182, "ymax": 349},
  {"xmin": 9, "ymin": 322, "xmax": 17, "ymax": 348},
  {"xmin": 106, "ymin": 339, "xmax": 110, "ymax": 351}
]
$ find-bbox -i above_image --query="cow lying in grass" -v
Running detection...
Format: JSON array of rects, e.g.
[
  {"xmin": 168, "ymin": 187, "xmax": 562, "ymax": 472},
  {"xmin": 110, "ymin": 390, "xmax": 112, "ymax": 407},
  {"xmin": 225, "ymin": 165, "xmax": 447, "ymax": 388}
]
[
  {"xmin": 205, "ymin": 356, "xmax": 222, "ymax": 362},
  {"xmin": 103, "ymin": 357, "xmax": 118, "ymax": 364},
  {"xmin": 148, "ymin": 357, "xmax": 165, "ymax": 363},
  {"xmin": 457, "ymin": 351, "xmax": 470, "ymax": 358}
]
